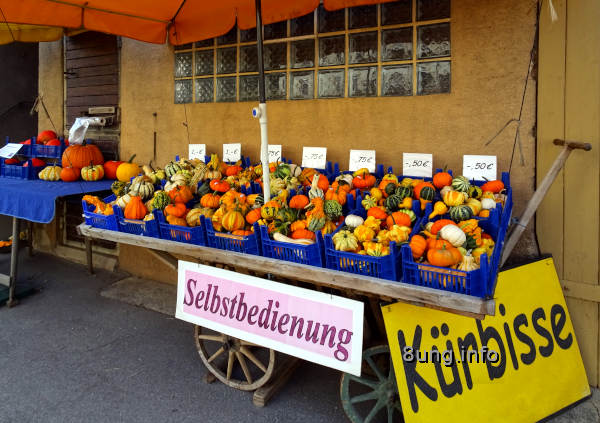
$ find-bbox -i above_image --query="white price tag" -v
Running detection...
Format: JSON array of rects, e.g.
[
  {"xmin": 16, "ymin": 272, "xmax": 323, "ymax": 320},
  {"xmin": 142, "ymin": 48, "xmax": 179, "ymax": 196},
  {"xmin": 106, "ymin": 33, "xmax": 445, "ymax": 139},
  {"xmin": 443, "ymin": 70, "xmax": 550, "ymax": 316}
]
[
  {"xmin": 223, "ymin": 143, "xmax": 242, "ymax": 163},
  {"xmin": 463, "ymin": 155, "xmax": 497, "ymax": 181},
  {"xmin": 403, "ymin": 153, "xmax": 433, "ymax": 178},
  {"xmin": 268, "ymin": 145, "xmax": 282, "ymax": 162},
  {"xmin": 0, "ymin": 143, "xmax": 23, "ymax": 159},
  {"xmin": 301, "ymin": 147, "xmax": 327, "ymax": 169},
  {"xmin": 349, "ymin": 150, "xmax": 376, "ymax": 173},
  {"xmin": 188, "ymin": 144, "xmax": 206, "ymax": 160}
]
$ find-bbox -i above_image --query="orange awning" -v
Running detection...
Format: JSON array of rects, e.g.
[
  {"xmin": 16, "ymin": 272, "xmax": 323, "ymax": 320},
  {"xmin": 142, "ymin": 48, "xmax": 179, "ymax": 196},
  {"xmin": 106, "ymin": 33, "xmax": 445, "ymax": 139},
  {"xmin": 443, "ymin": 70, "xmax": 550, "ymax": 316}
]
[{"xmin": 0, "ymin": 0, "xmax": 394, "ymax": 45}]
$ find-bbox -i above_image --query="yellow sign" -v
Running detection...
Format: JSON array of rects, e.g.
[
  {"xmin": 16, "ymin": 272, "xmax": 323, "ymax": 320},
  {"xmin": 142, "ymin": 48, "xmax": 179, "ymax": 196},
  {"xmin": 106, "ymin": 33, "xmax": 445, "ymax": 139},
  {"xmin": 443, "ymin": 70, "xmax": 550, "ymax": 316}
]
[{"xmin": 382, "ymin": 258, "xmax": 590, "ymax": 423}]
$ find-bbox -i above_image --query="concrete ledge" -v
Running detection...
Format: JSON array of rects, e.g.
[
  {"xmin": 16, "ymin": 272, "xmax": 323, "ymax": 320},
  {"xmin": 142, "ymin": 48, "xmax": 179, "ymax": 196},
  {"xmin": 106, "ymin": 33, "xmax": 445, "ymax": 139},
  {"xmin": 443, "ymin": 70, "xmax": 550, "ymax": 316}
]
[{"xmin": 100, "ymin": 276, "xmax": 176, "ymax": 316}]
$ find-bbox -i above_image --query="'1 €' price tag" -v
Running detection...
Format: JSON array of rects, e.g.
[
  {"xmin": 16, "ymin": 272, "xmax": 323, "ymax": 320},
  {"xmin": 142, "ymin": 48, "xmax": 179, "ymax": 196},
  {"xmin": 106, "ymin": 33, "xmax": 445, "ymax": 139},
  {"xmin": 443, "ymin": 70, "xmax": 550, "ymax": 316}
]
[
  {"xmin": 349, "ymin": 150, "xmax": 376, "ymax": 173},
  {"xmin": 302, "ymin": 147, "xmax": 327, "ymax": 169},
  {"xmin": 463, "ymin": 155, "xmax": 497, "ymax": 181},
  {"xmin": 223, "ymin": 143, "xmax": 241, "ymax": 163},
  {"xmin": 403, "ymin": 153, "xmax": 433, "ymax": 178},
  {"xmin": 268, "ymin": 145, "xmax": 282, "ymax": 162},
  {"xmin": 188, "ymin": 144, "xmax": 206, "ymax": 160},
  {"xmin": 0, "ymin": 143, "xmax": 23, "ymax": 159}
]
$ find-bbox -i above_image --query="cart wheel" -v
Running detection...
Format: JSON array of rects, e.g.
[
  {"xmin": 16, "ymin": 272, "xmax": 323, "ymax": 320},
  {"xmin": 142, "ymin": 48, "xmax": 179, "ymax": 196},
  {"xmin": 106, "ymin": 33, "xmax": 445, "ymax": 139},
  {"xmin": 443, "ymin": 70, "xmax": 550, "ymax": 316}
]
[
  {"xmin": 340, "ymin": 345, "xmax": 402, "ymax": 423},
  {"xmin": 194, "ymin": 325, "xmax": 276, "ymax": 391}
]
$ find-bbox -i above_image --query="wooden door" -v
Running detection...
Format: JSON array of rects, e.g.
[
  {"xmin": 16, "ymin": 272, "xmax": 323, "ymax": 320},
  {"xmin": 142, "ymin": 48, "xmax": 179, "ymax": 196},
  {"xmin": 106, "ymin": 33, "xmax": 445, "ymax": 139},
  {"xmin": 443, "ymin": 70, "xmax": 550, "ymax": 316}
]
[{"xmin": 62, "ymin": 32, "xmax": 120, "ymax": 249}]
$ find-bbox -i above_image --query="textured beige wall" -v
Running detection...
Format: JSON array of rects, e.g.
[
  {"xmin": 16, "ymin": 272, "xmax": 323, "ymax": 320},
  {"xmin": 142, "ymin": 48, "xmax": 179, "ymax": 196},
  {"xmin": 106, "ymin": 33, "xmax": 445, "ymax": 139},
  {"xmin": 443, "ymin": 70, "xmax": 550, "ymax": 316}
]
[
  {"xmin": 38, "ymin": 40, "xmax": 64, "ymax": 136},
  {"xmin": 120, "ymin": 0, "xmax": 538, "ymax": 258}
]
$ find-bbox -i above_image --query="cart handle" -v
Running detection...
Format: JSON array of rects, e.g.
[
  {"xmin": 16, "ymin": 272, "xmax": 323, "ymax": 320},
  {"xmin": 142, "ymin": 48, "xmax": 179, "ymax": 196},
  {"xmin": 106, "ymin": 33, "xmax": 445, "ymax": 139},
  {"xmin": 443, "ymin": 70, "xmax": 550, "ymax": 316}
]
[{"xmin": 553, "ymin": 139, "xmax": 592, "ymax": 151}]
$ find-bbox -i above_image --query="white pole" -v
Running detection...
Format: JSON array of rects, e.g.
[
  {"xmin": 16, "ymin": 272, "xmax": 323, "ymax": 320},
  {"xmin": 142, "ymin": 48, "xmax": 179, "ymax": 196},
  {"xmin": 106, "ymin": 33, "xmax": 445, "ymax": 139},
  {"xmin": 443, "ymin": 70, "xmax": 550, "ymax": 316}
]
[{"xmin": 258, "ymin": 103, "xmax": 270, "ymax": 202}]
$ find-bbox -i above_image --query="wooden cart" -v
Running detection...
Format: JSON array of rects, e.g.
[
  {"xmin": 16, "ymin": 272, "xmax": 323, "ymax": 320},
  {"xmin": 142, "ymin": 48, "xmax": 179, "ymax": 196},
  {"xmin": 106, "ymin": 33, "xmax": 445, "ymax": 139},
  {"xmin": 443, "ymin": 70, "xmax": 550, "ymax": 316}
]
[{"xmin": 79, "ymin": 224, "xmax": 495, "ymax": 422}]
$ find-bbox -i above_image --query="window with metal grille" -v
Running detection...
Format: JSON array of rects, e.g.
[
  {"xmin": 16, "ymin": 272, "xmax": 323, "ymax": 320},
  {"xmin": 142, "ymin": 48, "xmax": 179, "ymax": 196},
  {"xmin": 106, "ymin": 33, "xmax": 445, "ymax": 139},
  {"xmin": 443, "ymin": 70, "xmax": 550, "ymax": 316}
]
[{"xmin": 173, "ymin": 0, "xmax": 451, "ymax": 103}]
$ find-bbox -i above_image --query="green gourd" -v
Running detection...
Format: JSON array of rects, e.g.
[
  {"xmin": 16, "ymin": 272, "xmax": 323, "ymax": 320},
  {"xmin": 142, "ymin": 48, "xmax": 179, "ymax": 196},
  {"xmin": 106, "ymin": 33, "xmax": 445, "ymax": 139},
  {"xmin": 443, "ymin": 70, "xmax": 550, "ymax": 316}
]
[
  {"xmin": 419, "ymin": 186, "xmax": 436, "ymax": 201},
  {"xmin": 395, "ymin": 185, "xmax": 413, "ymax": 200},
  {"xmin": 449, "ymin": 204, "xmax": 474, "ymax": 222},
  {"xmin": 384, "ymin": 194, "xmax": 403, "ymax": 212},
  {"xmin": 324, "ymin": 200, "xmax": 343, "ymax": 220},
  {"xmin": 451, "ymin": 176, "xmax": 471, "ymax": 193},
  {"xmin": 151, "ymin": 191, "xmax": 171, "ymax": 211},
  {"xmin": 164, "ymin": 162, "xmax": 182, "ymax": 179}
]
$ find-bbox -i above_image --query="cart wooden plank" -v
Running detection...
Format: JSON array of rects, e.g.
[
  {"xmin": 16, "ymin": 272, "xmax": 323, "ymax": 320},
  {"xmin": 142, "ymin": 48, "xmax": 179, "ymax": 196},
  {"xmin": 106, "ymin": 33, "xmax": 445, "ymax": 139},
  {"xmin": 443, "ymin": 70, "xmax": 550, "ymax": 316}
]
[{"xmin": 78, "ymin": 224, "xmax": 495, "ymax": 318}]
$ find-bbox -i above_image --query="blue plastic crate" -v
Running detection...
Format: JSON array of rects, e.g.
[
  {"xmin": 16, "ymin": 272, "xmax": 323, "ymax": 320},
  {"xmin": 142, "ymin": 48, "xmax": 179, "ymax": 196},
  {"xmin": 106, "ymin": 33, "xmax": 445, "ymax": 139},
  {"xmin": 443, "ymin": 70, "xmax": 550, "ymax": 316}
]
[
  {"xmin": 155, "ymin": 210, "xmax": 206, "ymax": 245},
  {"xmin": 202, "ymin": 215, "xmax": 261, "ymax": 255},
  {"xmin": 258, "ymin": 224, "xmax": 324, "ymax": 267},
  {"xmin": 113, "ymin": 205, "xmax": 160, "ymax": 237},
  {"xmin": 3, "ymin": 136, "xmax": 32, "ymax": 157},
  {"xmin": 324, "ymin": 214, "xmax": 423, "ymax": 282},
  {"xmin": 82, "ymin": 194, "xmax": 118, "ymax": 231},
  {"xmin": 0, "ymin": 159, "xmax": 44, "ymax": 180},
  {"xmin": 31, "ymin": 137, "xmax": 68, "ymax": 159}
]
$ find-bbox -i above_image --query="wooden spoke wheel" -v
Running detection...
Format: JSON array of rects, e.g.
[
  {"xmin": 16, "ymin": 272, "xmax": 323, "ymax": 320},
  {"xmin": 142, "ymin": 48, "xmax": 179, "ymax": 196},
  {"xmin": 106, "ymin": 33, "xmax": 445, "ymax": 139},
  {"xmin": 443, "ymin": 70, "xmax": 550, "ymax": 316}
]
[
  {"xmin": 194, "ymin": 325, "xmax": 276, "ymax": 391},
  {"xmin": 340, "ymin": 345, "xmax": 403, "ymax": 423}
]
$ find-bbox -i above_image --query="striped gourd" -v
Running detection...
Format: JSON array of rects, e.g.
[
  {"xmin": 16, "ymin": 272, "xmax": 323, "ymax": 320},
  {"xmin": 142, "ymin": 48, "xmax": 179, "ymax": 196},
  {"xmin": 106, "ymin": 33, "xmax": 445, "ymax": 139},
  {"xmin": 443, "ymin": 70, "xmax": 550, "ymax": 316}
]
[
  {"xmin": 449, "ymin": 205, "xmax": 474, "ymax": 222},
  {"xmin": 451, "ymin": 176, "xmax": 471, "ymax": 193}
]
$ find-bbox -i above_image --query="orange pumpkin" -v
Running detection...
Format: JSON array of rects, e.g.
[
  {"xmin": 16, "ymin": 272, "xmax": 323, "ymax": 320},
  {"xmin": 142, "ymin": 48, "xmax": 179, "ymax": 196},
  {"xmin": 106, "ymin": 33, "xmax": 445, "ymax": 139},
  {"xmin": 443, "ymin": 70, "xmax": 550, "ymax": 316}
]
[
  {"xmin": 232, "ymin": 229, "xmax": 252, "ymax": 236},
  {"xmin": 433, "ymin": 171, "xmax": 452, "ymax": 189},
  {"xmin": 481, "ymin": 180, "xmax": 504, "ymax": 193},
  {"xmin": 164, "ymin": 202, "xmax": 187, "ymax": 218},
  {"xmin": 300, "ymin": 168, "xmax": 317, "ymax": 186},
  {"xmin": 166, "ymin": 215, "xmax": 187, "ymax": 226},
  {"xmin": 430, "ymin": 219, "xmax": 456, "ymax": 235},
  {"xmin": 222, "ymin": 210, "xmax": 245, "ymax": 232},
  {"xmin": 367, "ymin": 206, "xmax": 387, "ymax": 220},
  {"xmin": 291, "ymin": 229, "xmax": 315, "ymax": 240},
  {"xmin": 210, "ymin": 179, "xmax": 230, "ymax": 193},
  {"xmin": 316, "ymin": 173, "xmax": 329, "ymax": 191},
  {"xmin": 60, "ymin": 166, "xmax": 80, "ymax": 182},
  {"xmin": 225, "ymin": 165, "xmax": 242, "ymax": 176},
  {"xmin": 332, "ymin": 180, "xmax": 351, "ymax": 193},
  {"xmin": 386, "ymin": 211, "xmax": 412, "ymax": 228},
  {"xmin": 61, "ymin": 140, "xmax": 104, "ymax": 168},
  {"xmin": 245, "ymin": 208, "xmax": 262, "ymax": 225},
  {"xmin": 200, "ymin": 193, "xmax": 221, "ymax": 208},
  {"xmin": 290, "ymin": 220, "xmax": 307, "ymax": 232},
  {"xmin": 169, "ymin": 185, "xmax": 193, "ymax": 204},
  {"xmin": 324, "ymin": 187, "xmax": 347, "ymax": 206},
  {"xmin": 37, "ymin": 130, "xmax": 57, "ymax": 144},
  {"xmin": 103, "ymin": 160, "xmax": 123, "ymax": 180},
  {"xmin": 289, "ymin": 194, "xmax": 309, "ymax": 210},
  {"xmin": 409, "ymin": 235, "xmax": 427, "ymax": 259},
  {"xmin": 427, "ymin": 244, "xmax": 462, "ymax": 267},
  {"xmin": 124, "ymin": 196, "xmax": 147, "ymax": 220},
  {"xmin": 352, "ymin": 172, "xmax": 376, "ymax": 189}
]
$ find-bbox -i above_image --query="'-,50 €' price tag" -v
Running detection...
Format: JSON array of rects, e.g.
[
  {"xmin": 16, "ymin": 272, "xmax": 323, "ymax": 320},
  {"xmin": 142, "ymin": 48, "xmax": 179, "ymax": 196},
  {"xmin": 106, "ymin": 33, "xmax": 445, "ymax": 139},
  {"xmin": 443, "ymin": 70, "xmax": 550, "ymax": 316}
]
[
  {"xmin": 188, "ymin": 144, "xmax": 206, "ymax": 161},
  {"xmin": 463, "ymin": 155, "xmax": 497, "ymax": 181},
  {"xmin": 268, "ymin": 145, "xmax": 282, "ymax": 162},
  {"xmin": 349, "ymin": 150, "xmax": 376, "ymax": 173},
  {"xmin": 302, "ymin": 147, "xmax": 327, "ymax": 169},
  {"xmin": 403, "ymin": 153, "xmax": 433, "ymax": 178},
  {"xmin": 223, "ymin": 143, "xmax": 241, "ymax": 163}
]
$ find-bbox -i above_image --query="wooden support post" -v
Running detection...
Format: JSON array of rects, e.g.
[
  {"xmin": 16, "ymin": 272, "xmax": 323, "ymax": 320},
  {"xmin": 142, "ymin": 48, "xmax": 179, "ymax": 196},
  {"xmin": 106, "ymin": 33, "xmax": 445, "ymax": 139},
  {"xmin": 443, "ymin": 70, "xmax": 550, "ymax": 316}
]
[
  {"xmin": 84, "ymin": 236, "xmax": 94, "ymax": 275},
  {"xmin": 252, "ymin": 356, "xmax": 301, "ymax": 407}
]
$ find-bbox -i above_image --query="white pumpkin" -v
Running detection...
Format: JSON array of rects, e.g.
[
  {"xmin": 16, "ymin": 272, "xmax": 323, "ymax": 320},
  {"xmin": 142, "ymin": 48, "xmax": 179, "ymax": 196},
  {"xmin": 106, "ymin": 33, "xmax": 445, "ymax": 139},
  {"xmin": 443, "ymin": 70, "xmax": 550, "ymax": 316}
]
[
  {"xmin": 116, "ymin": 193, "xmax": 133, "ymax": 209},
  {"xmin": 439, "ymin": 224, "xmax": 466, "ymax": 247},
  {"xmin": 481, "ymin": 198, "xmax": 496, "ymax": 210},
  {"xmin": 288, "ymin": 163, "xmax": 302, "ymax": 178},
  {"xmin": 345, "ymin": 214, "xmax": 364, "ymax": 228},
  {"xmin": 335, "ymin": 173, "xmax": 354, "ymax": 187}
]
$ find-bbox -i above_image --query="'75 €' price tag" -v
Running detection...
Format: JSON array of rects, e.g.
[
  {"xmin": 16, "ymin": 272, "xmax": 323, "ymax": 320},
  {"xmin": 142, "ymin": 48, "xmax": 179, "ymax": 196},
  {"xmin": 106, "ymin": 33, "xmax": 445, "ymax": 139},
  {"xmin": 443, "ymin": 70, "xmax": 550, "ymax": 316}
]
[
  {"xmin": 268, "ymin": 145, "xmax": 282, "ymax": 162},
  {"xmin": 302, "ymin": 147, "xmax": 327, "ymax": 169},
  {"xmin": 349, "ymin": 150, "xmax": 376, "ymax": 173},
  {"xmin": 463, "ymin": 155, "xmax": 497, "ymax": 181},
  {"xmin": 403, "ymin": 153, "xmax": 433, "ymax": 178},
  {"xmin": 188, "ymin": 144, "xmax": 206, "ymax": 161},
  {"xmin": 223, "ymin": 143, "xmax": 241, "ymax": 163}
]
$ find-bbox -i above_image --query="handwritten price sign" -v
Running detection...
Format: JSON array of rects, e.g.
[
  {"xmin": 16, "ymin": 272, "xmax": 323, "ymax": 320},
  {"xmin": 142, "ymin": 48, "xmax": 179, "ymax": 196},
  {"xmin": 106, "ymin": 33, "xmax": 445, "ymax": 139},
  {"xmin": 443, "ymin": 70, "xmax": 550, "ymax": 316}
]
[
  {"xmin": 463, "ymin": 155, "xmax": 497, "ymax": 181},
  {"xmin": 349, "ymin": 150, "xmax": 376, "ymax": 173},
  {"xmin": 402, "ymin": 153, "xmax": 433, "ymax": 178},
  {"xmin": 223, "ymin": 143, "xmax": 242, "ymax": 163},
  {"xmin": 268, "ymin": 145, "xmax": 282, "ymax": 162},
  {"xmin": 0, "ymin": 143, "xmax": 24, "ymax": 159},
  {"xmin": 302, "ymin": 147, "xmax": 327, "ymax": 169},
  {"xmin": 188, "ymin": 144, "xmax": 206, "ymax": 161}
]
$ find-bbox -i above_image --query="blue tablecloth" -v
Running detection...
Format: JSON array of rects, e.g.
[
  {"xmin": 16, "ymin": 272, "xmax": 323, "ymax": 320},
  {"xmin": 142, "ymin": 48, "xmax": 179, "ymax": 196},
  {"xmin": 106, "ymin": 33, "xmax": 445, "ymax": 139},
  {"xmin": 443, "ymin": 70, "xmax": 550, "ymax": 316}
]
[{"xmin": 0, "ymin": 178, "xmax": 113, "ymax": 223}]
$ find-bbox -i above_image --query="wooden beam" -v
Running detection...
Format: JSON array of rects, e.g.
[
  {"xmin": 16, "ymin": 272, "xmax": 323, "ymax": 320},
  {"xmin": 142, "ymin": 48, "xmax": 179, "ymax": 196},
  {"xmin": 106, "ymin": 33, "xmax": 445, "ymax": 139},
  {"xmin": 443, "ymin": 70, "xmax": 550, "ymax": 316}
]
[{"xmin": 78, "ymin": 224, "xmax": 495, "ymax": 318}]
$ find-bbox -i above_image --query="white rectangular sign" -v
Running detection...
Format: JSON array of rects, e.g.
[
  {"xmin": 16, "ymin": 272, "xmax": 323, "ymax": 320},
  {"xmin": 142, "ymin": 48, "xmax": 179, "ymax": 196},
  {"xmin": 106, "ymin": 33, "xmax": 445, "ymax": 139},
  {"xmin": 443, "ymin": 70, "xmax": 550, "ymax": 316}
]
[
  {"xmin": 349, "ymin": 150, "xmax": 376, "ymax": 173},
  {"xmin": 188, "ymin": 144, "xmax": 206, "ymax": 160},
  {"xmin": 302, "ymin": 147, "xmax": 327, "ymax": 169},
  {"xmin": 268, "ymin": 144, "xmax": 282, "ymax": 163},
  {"xmin": 223, "ymin": 143, "xmax": 242, "ymax": 163},
  {"xmin": 403, "ymin": 153, "xmax": 433, "ymax": 178},
  {"xmin": 176, "ymin": 261, "xmax": 364, "ymax": 376},
  {"xmin": 463, "ymin": 155, "xmax": 497, "ymax": 181},
  {"xmin": 0, "ymin": 143, "xmax": 23, "ymax": 159}
]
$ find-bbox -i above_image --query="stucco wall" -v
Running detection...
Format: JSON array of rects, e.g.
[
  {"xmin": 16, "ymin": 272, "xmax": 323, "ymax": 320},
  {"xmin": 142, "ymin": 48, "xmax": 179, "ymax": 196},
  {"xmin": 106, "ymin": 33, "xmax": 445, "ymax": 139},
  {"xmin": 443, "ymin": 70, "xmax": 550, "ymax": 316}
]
[
  {"xmin": 119, "ymin": 0, "xmax": 538, "ymax": 255},
  {"xmin": 38, "ymin": 40, "xmax": 64, "ymax": 136}
]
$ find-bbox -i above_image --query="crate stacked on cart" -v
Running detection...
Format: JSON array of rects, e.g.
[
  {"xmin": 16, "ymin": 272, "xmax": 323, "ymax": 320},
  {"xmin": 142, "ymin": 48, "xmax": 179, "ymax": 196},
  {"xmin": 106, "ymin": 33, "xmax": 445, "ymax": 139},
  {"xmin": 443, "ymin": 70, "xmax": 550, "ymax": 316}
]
[{"xmin": 401, "ymin": 172, "xmax": 513, "ymax": 298}]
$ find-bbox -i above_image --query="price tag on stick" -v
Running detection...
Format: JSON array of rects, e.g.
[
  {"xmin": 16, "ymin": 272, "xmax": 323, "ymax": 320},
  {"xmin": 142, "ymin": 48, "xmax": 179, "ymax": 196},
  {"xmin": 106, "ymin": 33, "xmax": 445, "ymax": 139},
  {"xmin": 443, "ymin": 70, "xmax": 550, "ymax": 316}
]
[
  {"xmin": 349, "ymin": 150, "xmax": 376, "ymax": 173},
  {"xmin": 463, "ymin": 155, "xmax": 497, "ymax": 181},
  {"xmin": 403, "ymin": 153, "xmax": 433, "ymax": 178},
  {"xmin": 223, "ymin": 143, "xmax": 241, "ymax": 163},
  {"xmin": 268, "ymin": 145, "xmax": 282, "ymax": 163},
  {"xmin": 188, "ymin": 144, "xmax": 206, "ymax": 160},
  {"xmin": 302, "ymin": 147, "xmax": 327, "ymax": 169},
  {"xmin": 0, "ymin": 143, "xmax": 23, "ymax": 159}
]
